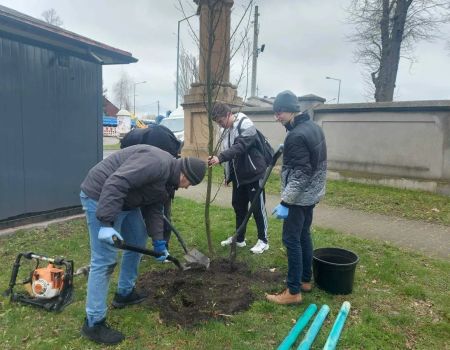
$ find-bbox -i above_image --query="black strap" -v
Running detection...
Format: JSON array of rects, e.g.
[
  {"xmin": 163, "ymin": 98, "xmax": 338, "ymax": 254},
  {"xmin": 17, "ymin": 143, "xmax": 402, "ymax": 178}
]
[{"xmin": 236, "ymin": 116, "xmax": 247, "ymax": 135}]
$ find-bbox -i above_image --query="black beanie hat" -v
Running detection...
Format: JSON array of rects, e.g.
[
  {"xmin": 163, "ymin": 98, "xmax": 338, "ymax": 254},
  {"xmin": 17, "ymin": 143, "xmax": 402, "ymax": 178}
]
[
  {"xmin": 273, "ymin": 90, "xmax": 300, "ymax": 113},
  {"xmin": 181, "ymin": 157, "xmax": 206, "ymax": 185}
]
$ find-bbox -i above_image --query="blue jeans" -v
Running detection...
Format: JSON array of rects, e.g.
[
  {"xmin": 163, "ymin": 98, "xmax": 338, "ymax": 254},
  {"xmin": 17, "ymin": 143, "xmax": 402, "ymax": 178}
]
[
  {"xmin": 282, "ymin": 205, "xmax": 315, "ymax": 294},
  {"xmin": 80, "ymin": 191, "xmax": 148, "ymax": 326}
]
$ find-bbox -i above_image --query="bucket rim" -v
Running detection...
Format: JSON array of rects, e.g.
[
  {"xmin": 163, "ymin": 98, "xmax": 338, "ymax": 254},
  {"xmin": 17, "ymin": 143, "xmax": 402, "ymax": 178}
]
[{"xmin": 313, "ymin": 247, "xmax": 359, "ymax": 266}]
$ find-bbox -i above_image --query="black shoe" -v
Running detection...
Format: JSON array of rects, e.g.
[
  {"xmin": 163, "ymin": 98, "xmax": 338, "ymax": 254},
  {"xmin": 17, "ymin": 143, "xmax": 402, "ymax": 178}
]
[
  {"xmin": 111, "ymin": 288, "xmax": 146, "ymax": 308},
  {"xmin": 81, "ymin": 318, "xmax": 124, "ymax": 345}
]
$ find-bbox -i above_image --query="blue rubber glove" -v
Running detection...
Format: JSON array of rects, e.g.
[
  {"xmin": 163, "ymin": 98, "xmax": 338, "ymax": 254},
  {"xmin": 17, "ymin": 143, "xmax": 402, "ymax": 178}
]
[
  {"xmin": 98, "ymin": 227, "xmax": 123, "ymax": 245},
  {"xmin": 272, "ymin": 204, "xmax": 289, "ymax": 219},
  {"xmin": 153, "ymin": 239, "xmax": 169, "ymax": 262}
]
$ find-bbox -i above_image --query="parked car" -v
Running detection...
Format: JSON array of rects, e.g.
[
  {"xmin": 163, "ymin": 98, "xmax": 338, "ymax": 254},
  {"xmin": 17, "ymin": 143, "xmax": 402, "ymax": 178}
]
[
  {"xmin": 141, "ymin": 119, "xmax": 156, "ymax": 126},
  {"xmin": 160, "ymin": 116, "xmax": 184, "ymax": 143}
]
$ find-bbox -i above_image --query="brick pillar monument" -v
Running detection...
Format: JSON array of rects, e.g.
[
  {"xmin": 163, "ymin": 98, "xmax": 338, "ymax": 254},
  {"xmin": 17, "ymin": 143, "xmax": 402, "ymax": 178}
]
[{"xmin": 182, "ymin": 0, "xmax": 242, "ymax": 158}]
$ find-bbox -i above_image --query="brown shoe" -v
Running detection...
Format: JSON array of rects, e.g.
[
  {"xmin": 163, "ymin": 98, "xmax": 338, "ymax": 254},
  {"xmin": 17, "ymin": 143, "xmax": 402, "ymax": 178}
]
[
  {"xmin": 301, "ymin": 282, "xmax": 313, "ymax": 293},
  {"xmin": 265, "ymin": 289, "xmax": 302, "ymax": 305}
]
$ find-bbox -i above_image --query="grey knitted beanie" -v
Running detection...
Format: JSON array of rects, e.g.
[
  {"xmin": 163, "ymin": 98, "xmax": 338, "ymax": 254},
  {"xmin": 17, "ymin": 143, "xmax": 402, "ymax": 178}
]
[
  {"xmin": 273, "ymin": 90, "xmax": 300, "ymax": 113},
  {"xmin": 181, "ymin": 157, "xmax": 206, "ymax": 185}
]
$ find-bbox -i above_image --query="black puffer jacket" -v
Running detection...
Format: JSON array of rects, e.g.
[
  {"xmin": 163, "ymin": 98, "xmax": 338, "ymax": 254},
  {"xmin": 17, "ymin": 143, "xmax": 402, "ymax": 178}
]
[
  {"xmin": 120, "ymin": 125, "xmax": 181, "ymax": 157},
  {"xmin": 281, "ymin": 113, "xmax": 327, "ymax": 206},
  {"xmin": 218, "ymin": 113, "xmax": 267, "ymax": 187},
  {"xmin": 80, "ymin": 145, "xmax": 181, "ymax": 226}
]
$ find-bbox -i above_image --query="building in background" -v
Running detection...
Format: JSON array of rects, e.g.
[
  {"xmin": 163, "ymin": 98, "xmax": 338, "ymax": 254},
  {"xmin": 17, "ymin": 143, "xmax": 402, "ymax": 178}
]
[
  {"xmin": 0, "ymin": 5, "xmax": 137, "ymax": 227},
  {"xmin": 103, "ymin": 97, "xmax": 119, "ymax": 117}
]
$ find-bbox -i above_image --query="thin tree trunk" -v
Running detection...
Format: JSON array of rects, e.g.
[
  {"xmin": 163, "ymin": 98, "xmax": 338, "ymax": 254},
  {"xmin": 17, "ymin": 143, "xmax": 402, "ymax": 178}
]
[
  {"xmin": 203, "ymin": 2, "xmax": 217, "ymax": 256},
  {"xmin": 374, "ymin": 0, "xmax": 411, "ymax": 102}
]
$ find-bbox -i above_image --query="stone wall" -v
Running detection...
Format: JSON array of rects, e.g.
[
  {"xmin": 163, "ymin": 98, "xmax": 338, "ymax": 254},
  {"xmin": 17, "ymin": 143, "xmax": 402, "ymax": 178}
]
[{"xmin": 239, "ymin": 100, "xmax": 450, "ymax": 195}]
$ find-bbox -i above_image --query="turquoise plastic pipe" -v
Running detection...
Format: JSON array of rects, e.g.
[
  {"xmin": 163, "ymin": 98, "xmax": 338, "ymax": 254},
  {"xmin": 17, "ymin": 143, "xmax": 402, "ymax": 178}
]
[
  {"xmin": 297, "ymin": 304, "xmax": 330, "ymax": 350},
  {"xmin": 323, "ymin": 301, "xmax": 351, "ymax": 350},
  {"xmin": 277, "ymin": 304, "xmax": 318, "ymax": 350}
]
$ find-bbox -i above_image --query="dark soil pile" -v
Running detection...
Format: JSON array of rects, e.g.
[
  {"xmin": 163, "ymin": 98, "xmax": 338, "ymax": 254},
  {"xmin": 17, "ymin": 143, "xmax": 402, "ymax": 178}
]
[{"xmin": 136, "ymin": 258, "xmax": 283, "ymax": 327}]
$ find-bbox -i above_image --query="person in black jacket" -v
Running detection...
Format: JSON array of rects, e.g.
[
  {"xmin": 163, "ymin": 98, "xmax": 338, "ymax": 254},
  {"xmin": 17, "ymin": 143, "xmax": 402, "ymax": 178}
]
[
  {"xmin": 79, "ymin": 145, "xmax": 206, "ymax": 345},
  {"xmin": 266, "ymin": 90, "xmax": 327, "ymax": 305},
  {"xmin": 120, "ymin": 124, "xmax": 182, "ymax": 157},
  {"xmin": 120, "ymin": 125, "xmax": 182, "ymax": 248},
  {"xmin": 208, "ymin": 102, "xmax": 270, "ymax": 254}
]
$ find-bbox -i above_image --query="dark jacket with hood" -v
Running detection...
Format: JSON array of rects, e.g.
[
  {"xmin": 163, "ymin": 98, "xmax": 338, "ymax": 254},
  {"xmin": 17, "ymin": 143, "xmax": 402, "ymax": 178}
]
[
  {"xmin": 281, "ymin": 112, "xmax": 327, "ymax": 206},
  {"xmin": 120, "ymin": 125, "xmax": 181, "ymax": 238},
  {"xmin": 218, "ymin": 113, "xmax": 267, "ymax": 187},
  {"xmin": 80, "ymin": 145, "xmax": 181, "ymax": 228},
  {"xmin": 120, "ymin": 124, "xmax": 181, "ymax": 157}
]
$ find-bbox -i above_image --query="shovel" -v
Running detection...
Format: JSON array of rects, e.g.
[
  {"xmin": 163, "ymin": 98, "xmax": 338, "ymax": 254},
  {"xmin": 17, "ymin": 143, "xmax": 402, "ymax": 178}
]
[
  {"xmin": 112, "ymin": 236, "xmax": 186, "ymax": 271},
  {"xmin": 74, "ymin": 265, "xmax": 90, "ymax": 277},
  {"xmin": 163, "ymin": 215, "xmax": 210, "ymax": 269},
  {"xmin": 229, "ymin": 144, "xmax": 284, "ymax": 267}
]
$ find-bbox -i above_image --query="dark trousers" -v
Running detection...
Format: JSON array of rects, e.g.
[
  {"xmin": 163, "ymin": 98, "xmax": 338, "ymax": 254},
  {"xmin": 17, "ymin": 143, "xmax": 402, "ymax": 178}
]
[
  {"xmin": 232, "ymin": 180, "xmax": 268, "ymax": 243},
  {"xmin": 282, "ymin": 205, "xmax": 315, "ymax": 294}
]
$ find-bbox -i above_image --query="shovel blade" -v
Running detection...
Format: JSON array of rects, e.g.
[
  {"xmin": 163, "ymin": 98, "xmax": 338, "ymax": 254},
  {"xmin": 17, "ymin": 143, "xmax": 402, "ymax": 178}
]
[{"xmin": 184, "ymin": 248, "xmax": 210, "ymax": 269}]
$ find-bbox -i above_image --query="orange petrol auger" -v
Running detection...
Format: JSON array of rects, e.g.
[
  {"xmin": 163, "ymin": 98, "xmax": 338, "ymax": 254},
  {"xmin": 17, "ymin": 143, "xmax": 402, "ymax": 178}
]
[{"xmin": 3, "ymin": 252, "xmax": 74, "ymax": 312}]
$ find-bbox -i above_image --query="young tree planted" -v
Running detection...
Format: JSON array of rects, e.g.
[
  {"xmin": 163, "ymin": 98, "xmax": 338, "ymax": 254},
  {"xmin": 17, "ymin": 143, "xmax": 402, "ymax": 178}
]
[{"xmin": 179, "ymin": 0, "xmax": 254, "ymax": 254}]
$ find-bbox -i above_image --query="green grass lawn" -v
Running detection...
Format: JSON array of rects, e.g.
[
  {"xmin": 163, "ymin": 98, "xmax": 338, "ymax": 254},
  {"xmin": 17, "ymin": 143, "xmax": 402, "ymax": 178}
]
[
  {"xmin": 102, "ymin": 151, "xmax": 449, "ymax": 225},
  {"xmin": 211, "ymin": 166, "xmax": 450, "ymax": 225},
  {"xmin": 103, "ymin": 142, "xmax": 121, "ymax": 150},
  {"xmin": 0, "ymin": 198, "xmax": 449, "ymax": 349}
]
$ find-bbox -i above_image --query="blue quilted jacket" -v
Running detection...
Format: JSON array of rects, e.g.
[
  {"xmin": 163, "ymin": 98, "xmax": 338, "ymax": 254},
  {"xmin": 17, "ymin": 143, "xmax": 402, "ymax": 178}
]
[{"xmin": 281, "ymin": 113, "xmax": 327, "ymax": 206}]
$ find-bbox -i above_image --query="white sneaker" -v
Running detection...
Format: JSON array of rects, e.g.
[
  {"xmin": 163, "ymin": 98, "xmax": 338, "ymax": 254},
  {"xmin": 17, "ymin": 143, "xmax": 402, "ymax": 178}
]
[
  {"xmin": 250, "ymin": 239, "xmax": 269, "ymax": 254},
  {"xmin": 220, "ymin": 236, "xmax": 246, "ymax": 247}
]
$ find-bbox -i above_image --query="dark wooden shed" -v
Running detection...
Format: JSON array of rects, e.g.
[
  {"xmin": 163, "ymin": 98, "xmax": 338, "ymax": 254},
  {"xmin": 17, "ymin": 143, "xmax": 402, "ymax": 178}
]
[{"xmin": 0, "ymin": 5, "xmax": 137, "ymax": 227}]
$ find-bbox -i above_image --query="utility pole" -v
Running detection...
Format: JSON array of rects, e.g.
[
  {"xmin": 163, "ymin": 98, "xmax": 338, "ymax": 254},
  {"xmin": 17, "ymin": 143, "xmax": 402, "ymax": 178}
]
[
  {"xmin": 133, "ymin": 81, "xmax": 146, "ymax": 116},
  {"xmin": 251, "ymin": 6, "xmax": 263, "ymax": 98},
  {"xmin": 157, "ymin": 100, "xmax": 160, "ymax": 115}
]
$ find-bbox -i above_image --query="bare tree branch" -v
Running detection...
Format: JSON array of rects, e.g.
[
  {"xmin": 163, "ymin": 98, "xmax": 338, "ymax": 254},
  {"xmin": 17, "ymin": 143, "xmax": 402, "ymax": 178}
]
[
  {"xmin": 113, "ymin": 71, "xmax": 132, "ymax": 110},
  {"xmin": 176, "ymin": 0, "xmax": 254, "ymax": 255},
  {"xmin": 178, "ymin": 47, "xmax": 199, "ymax": 103},
  {"xmin": 347, "ymin": 0, "xmax": 450, "ymax": 101},
  {"xmin": 41, "ymin": 8, "xmax": 63, "ymax": 27}
]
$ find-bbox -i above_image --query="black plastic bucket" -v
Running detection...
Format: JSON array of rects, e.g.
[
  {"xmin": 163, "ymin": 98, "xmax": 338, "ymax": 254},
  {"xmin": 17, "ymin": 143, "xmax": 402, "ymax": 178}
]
[{"xmin": 313, "ymin": 247, "xmax": 359, "ymax": 295}]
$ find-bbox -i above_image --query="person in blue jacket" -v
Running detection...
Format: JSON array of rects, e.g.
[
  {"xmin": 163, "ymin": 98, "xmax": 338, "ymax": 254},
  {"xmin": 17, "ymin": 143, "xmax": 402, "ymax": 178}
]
[{"xmin": 266, "ymin": 90, "xmax": 327, "ymax": 305}]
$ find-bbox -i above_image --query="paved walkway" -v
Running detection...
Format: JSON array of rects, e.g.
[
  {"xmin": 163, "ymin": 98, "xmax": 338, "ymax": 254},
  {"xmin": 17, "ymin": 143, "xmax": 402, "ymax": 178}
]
[
  {"xmin": 178, "ymin": 183, "xmax": 450, "ymax": 260},
  {"xmin": 2, "ymin": 181, "xmax": 448, "ymax": 260}
]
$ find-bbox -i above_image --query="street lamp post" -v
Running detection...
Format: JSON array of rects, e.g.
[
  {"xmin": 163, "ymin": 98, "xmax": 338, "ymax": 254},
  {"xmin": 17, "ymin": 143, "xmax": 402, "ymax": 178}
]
[
  {"xmin": 176, "ymin": 13, "xmax": 197, "ymax": 108},
  {"xmin": 133, "ymin": 81, "xmax": 146, "ymax": 116},
  {"xmin": 326, "ymin": 76, "xmax": 341, "ymax": 103}
]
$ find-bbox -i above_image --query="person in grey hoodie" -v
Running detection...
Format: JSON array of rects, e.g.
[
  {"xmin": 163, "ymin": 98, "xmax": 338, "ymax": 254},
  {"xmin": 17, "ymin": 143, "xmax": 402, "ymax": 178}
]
[
  {"xmin": 120, "ymin": 124, "xmax": 182, "ymax": 249},
  {"xmin": 266, "ymin": 90, "xmax": 327, "ymax": 305},
  {"xmin": 208, "ymin": 102, "xmax": 270, "ymax": 254},
  {"xmin": 79, "ymin": 144, "xmax": 206, "ymax": 345}
]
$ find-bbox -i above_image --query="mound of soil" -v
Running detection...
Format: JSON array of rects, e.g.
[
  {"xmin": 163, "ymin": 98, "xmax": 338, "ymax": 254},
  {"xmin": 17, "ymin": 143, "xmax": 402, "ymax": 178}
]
[{"xmin": 136, "ymin": 259, "xmax": 283, "ymax": 327}]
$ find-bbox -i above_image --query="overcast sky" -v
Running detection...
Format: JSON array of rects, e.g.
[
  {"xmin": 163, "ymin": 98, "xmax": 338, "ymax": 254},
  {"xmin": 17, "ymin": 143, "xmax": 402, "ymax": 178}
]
[{"xmin": 1, "ymin": 0, "xmax": 449, "ymax": 116}]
